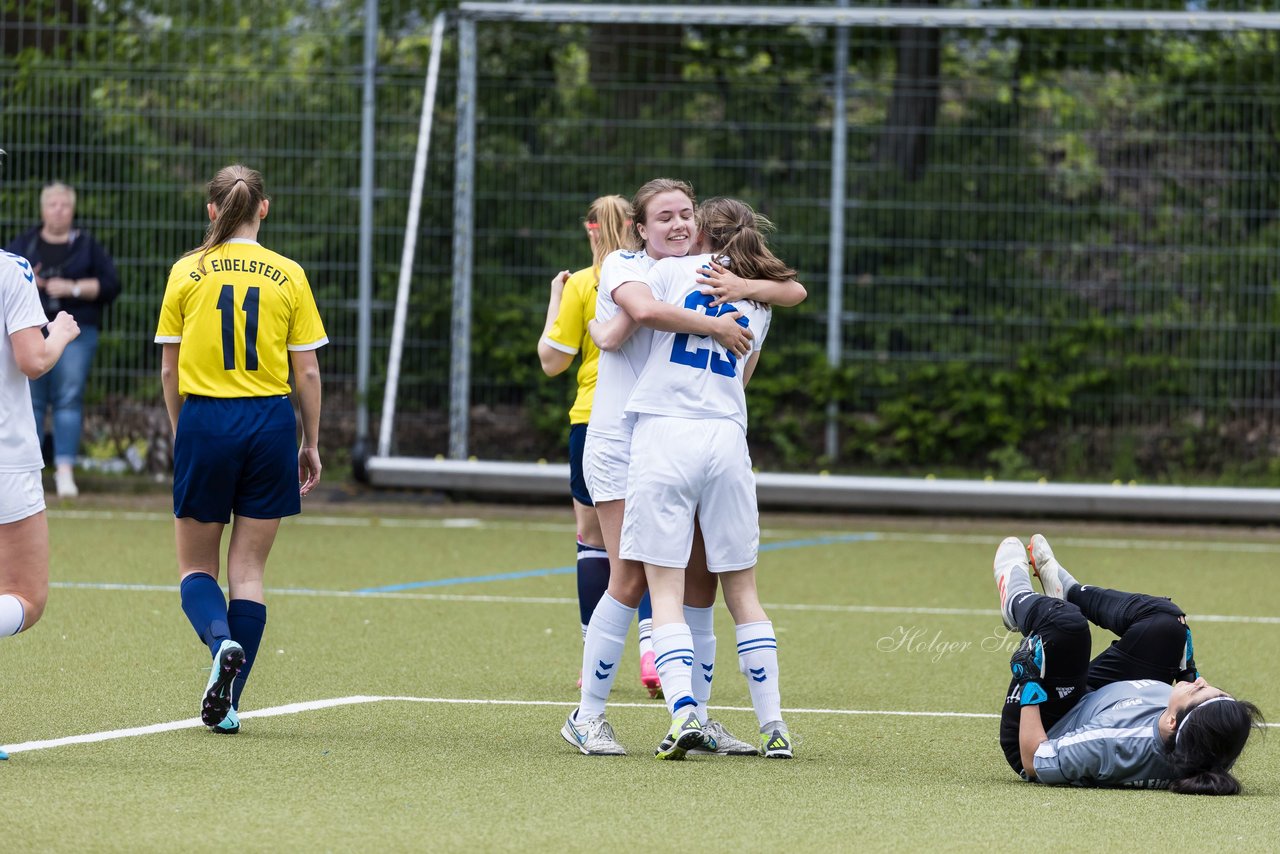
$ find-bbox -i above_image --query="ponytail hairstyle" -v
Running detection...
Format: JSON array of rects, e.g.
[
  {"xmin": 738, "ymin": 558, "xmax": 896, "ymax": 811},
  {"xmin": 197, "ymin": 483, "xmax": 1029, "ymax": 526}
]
[
  {"xmin": 587, "ymin": 194, "xmax": 635, "ymax": 269},
  {"xmin": 186, "ymin": 164, "xmax": 268, "ymax": 274},
  {"xmin": 1164, "ymin": 696, "xmax": 1265, "ymax": 795},
  {"xmin": 696, "ymin": 197, "xmax": 796, "ymax": 285},
  {"xmin": 630, "ymin": 177, "xmax": 695, "ymax": 247}
]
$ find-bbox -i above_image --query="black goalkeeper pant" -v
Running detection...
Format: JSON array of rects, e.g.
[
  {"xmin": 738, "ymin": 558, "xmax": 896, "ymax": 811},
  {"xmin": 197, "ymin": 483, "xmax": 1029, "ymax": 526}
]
[{"xmin": 998, "ymin": 587, "xmax": 1191, "ymax": 774}]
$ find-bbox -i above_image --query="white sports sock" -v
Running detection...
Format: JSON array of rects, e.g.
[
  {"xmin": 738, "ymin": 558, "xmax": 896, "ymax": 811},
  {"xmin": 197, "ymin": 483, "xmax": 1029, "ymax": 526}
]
[
  {"xmin": 736, "ymin": 620, "xmax": 782, "ymax": 728},
  {"xmin": 0, "ymin": 594, "xmax": 25, "ymax": 637},
  {"xmin": 685, "ymin": 604, "xmax": 716, "ymax": 719},
  {"xmin": 652, "ymin": 622, "xmax": 696, "ymax": 717},
  {"xmin": 578, "ymin": 593, "xmax": 636, "ymax": 719},
  {"xmin": 637, "ymin": 617, "xmax": 654, "ymax": 658}
]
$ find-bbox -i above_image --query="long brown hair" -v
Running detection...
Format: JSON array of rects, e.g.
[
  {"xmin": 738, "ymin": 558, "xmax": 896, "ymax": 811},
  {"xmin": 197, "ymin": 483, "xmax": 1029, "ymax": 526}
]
[
  {"xmin": 696, "ymin": 197, "xmax": 796, "ymax": 283},
  {"xmin": 185, "ymin": 164, "xmax": 268, "ymax": 274},
  {"xmin": 630, "ymin": 178, "xmax": 695, "ymax": 247},
  {"xmin": 587, "ymin": 194, "xmax": 635, "ymax": 269}
]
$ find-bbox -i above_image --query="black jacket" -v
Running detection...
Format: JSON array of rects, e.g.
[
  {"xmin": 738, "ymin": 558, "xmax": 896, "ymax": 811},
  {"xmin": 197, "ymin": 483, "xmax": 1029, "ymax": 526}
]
[{"xmin": 5, "ymin": 225, "xmax": 121, "ymax": 328}]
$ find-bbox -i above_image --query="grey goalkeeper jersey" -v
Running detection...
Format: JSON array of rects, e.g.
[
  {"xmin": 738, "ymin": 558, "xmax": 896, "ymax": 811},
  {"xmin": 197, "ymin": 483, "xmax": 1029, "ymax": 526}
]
[{"xmin": 1032, "ymin": 679, "xmax": 1175, "ymax": 789}]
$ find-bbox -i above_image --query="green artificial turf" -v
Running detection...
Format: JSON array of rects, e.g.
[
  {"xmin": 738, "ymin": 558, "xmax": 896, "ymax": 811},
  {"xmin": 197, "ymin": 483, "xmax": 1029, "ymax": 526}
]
[{"xmin": 1, "ymin": 504, "xmax": 1277, "ymax": 851}]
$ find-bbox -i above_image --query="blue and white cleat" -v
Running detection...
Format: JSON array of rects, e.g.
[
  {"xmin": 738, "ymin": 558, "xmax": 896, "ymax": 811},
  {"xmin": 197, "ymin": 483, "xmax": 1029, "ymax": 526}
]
[
  {"xmin": 201, "ymin": 639, "xmax": 245, "ymax": 727},
  {"xmin": 210, "ymin": 707, "xmax": 240, "ymax": 735},
  {"xmin": 0, "ymin": 747, "xmax": 8, "ymax": 760}
]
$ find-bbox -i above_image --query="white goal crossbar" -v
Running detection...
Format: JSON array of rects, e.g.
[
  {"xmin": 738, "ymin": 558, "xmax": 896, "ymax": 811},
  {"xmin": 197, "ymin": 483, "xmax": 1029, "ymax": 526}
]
[{"xmin": 460, "ymin": 3, "xmax": 1280, "ymax": 31}]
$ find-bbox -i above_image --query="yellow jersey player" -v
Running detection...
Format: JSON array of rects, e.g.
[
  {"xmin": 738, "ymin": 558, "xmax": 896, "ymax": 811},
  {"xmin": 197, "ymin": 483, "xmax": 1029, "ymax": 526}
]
[
  {"xmin": 538, "ymin": 195, "xmax": 664, "ymax": 697},
  {"xmin": 155, "ymin": 164, "xmax": 326, "ymax": 735}
]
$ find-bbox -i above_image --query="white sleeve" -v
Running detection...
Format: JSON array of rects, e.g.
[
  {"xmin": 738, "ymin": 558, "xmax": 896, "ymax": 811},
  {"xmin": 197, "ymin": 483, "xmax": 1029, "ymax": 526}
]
[
  {"xmin": 2, "ymin": 254, "xmax": 48, "ymax": 336},
  {"xmin": 752, "ymin": 307, "xmax": 772, "ymax": 353},
  {"xmin": 599, "ymin": 252, "xmax": 648, "ymax": 298}
]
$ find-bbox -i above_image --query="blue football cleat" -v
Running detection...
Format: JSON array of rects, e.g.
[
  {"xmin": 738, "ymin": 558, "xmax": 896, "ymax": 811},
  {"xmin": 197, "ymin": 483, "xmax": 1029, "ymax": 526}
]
[
  {"xmin": 201, "ymin": 639, "xmax": 245, "ymax": 727},
  {"xmin": 210, "ymin": 707, "xmax": 240, "ymax": 735}
]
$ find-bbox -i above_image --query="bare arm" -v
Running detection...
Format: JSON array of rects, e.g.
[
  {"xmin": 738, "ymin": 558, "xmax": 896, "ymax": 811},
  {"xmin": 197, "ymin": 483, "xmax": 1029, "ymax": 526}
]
[
  {"xmin": 588, "ymin": 311, "xmax": 639, "ymax": 352},
  {"xmin": 160, "ymin": 343, "xmax": 183, "ymax": 434},
  {"xmin": 741, "ymin": 351, "xmax": 763, "ymax": 387},
  {"xmin": 536, "ymin": 270, "xmax": 575, "ymax": 376},
  {"xmin": 11, "ymin": 312, "xmax": 80, "ymax": 379},
  {"xmin": 698, "ymin": 262, "xmax": 807, "ymax": 308},
  {"xmin": 1018, "ymin": 704, "xmax": 1049, "ymax": 779},
  {"xmin": 613, "ymin": 281, "xmax": 753, "ymax": 359},
  {"xmin": 290, "ymin": 348, "xmax": 323, "ymax": 496}
]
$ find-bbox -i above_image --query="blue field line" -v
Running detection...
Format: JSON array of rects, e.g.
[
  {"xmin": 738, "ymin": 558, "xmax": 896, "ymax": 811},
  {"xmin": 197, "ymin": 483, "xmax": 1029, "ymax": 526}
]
[
  {"xmin": 359, "ymin": 532, "xmax": 882, "ymax": 593},
  {"xmin": 356, "ymin": 566, "xmax": 576, "ymax": 593}
]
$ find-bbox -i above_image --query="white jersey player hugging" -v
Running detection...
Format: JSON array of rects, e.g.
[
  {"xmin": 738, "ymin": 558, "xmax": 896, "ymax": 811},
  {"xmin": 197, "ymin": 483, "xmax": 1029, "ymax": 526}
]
[
  {"xmin": 619, "ymin": 196, "xmax": 800, "ymax": 760},
  {"xmin": 561, "ymin": 180, "xmax": 805, "ymax": 759}
]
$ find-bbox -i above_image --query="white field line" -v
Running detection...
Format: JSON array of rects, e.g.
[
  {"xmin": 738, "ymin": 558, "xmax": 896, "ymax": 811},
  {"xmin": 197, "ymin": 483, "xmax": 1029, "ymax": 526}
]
[
  {"xmin": 6, "ymin": 694, "xmax": 1276, "ymax": 755},
  {"xmin": 48, "ymin": 508, "xmax": 1280, "ymax": 553},
  {"xmin": 0, "ymin": 696, "xmax": 994, "ymax": 755},
  {"xmin": 44, "ymin": 581, "xmax": 1280, "ymax": 624}
]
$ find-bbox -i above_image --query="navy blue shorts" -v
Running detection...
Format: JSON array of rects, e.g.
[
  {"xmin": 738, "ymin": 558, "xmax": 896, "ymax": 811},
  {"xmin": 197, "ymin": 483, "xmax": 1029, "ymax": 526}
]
[
  {"xmin": 173, "ymin": 396, "xmax": 300, "ymax": 523},
  {"xmin": 568, "ymin": 423, "xmax": 593, "ymax": 506}
]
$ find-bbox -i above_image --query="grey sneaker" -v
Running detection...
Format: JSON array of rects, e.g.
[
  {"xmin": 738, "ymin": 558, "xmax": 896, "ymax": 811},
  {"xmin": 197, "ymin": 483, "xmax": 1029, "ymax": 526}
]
[
  {"xmin": 560, "ymin": 711, "xmax": 627, "ymax": 755},
  {"xmin": 687, "ymin": 718, "xmax": 759, "ymax": 755}
]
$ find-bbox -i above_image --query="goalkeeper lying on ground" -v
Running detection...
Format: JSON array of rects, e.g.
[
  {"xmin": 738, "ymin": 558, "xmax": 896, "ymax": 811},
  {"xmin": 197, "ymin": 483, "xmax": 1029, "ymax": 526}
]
[{"xmin": 992, "ymin": 534, "xmax": 1264, "ymax": 794}]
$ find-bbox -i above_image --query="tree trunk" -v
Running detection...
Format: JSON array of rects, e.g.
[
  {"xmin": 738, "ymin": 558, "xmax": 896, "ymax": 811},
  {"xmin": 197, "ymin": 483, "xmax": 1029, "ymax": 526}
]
[{"xmin": 877, "ymin": 8, "xmax": 941, "ymax": 182}]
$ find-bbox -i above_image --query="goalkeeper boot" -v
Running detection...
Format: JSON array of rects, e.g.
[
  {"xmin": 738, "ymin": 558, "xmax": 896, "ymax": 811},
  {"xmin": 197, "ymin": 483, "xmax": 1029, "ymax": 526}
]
[
  {"xmin": 1028, "ymin": 534, "xmax": 1077, "ymax": 601},
  {"xmin": 201, "ymin": 639, "xmax": 245, "ymax": 727},
  {"xmin": 760, "ymin": 722, "xmax": 794, "ymax": 759},
  {"xmin": 210, "ymin": 707, "xmax": 240, "ymax": 735},
  {"xmin": 639, "ymin": 651, "xmax": 663, "ymax": 699},
  {"xmin": 654, "ymin": 710, "xmax": 703, "ymax": 760},
  {"xmin": 993, "ymin": 537, "xmax": 1031, "ymax": 632},
  {"xmin": 560, "ymin": 710, "xmax": 627, "ymax": 756},
  {"xmin": 688, "ymin": 718, "xmax": 759, "ymax": 756}
]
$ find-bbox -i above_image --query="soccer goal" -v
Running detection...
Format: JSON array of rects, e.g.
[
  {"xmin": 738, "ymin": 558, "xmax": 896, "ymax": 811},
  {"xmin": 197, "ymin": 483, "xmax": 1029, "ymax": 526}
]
[{"xmin": 366, "ymin": 2, "xmax": 1280, "ymax": 520}]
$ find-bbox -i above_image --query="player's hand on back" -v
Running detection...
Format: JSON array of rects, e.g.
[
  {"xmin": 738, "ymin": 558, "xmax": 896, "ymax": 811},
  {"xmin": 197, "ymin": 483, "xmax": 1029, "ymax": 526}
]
[
  {"xmin": 710, "ymin": 311, "xmax": 752, "ymax": 359},
  {"xmin": 697, "ymin": 261, "xmax": 748, "ymax": 307}
]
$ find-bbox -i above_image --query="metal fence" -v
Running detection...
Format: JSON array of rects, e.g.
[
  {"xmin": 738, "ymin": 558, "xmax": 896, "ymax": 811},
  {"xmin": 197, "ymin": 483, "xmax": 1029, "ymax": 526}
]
[{"xmin": 4, "ymin": 1, "xmax": 1280, "ymax": 481}]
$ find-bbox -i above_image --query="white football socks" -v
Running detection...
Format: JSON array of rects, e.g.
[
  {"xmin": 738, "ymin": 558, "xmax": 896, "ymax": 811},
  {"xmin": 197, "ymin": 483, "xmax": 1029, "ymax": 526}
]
[
  {"xmin": 637, "ymin": 616, "xmax": 654, "ymax": 659},
  {"xmin": 685, "ymin": 604, "xmax": 716, "ymax": 720},
  {"xmin": 736, "ymin": 620, "xmax": 782, "ymax": 728},
  {"xmin": 652, "ymin": 622, "xmax": 696, "ymax": 717},
  {"xmin": 577, "ymin": 593, "xmax": 636, "ymax": 719}
]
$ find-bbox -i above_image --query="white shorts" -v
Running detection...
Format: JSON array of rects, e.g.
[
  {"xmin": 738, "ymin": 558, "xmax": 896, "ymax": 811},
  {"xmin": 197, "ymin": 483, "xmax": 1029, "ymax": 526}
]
[
  {"xmin": 620, "ymin": 415, "xmax": 759, "ymax": 572},
  {"xmin": 0, "ymin": 470, "xmax": 46, "ymax": 525},
  {"xmin": 583, "ymin": 427, "xmax": 633, "ymax": 503}
]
